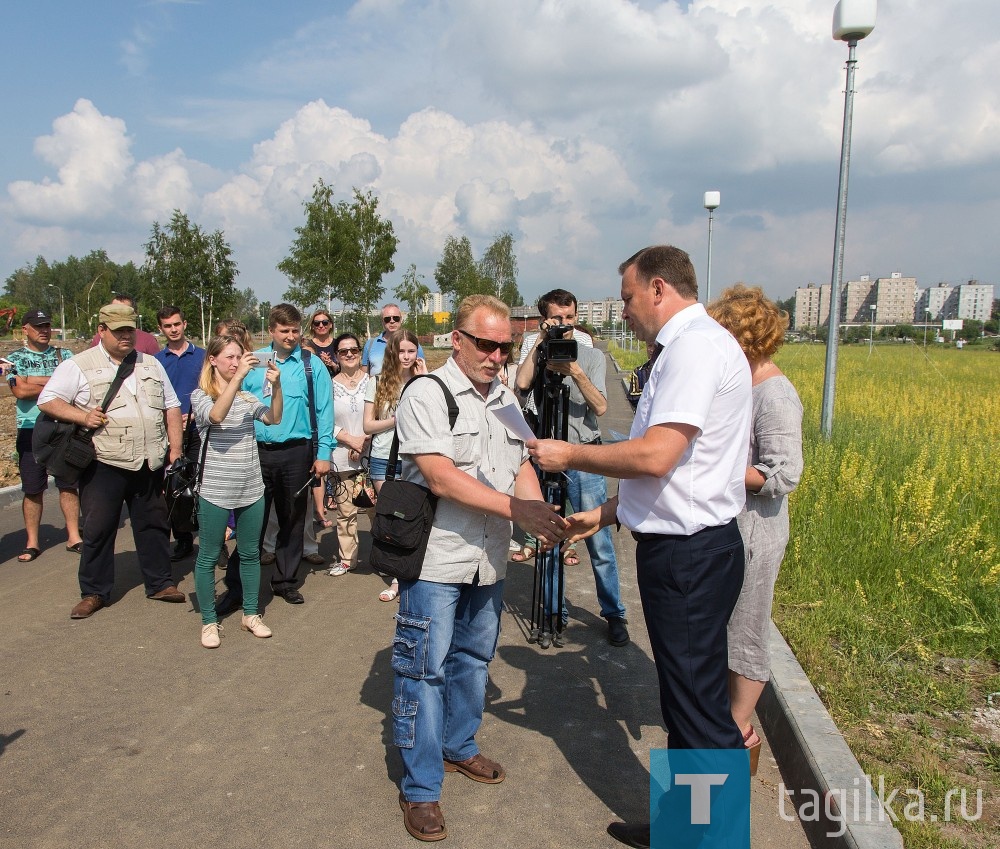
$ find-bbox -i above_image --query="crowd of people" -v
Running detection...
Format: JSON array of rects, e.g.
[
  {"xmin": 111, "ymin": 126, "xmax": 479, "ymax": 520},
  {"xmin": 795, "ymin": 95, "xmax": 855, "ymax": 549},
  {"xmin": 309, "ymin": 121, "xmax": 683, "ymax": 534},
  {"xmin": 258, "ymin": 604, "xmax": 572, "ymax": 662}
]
[{"xmin": 5, "ymin": 244, "xmax": 803, "ymax": 847}]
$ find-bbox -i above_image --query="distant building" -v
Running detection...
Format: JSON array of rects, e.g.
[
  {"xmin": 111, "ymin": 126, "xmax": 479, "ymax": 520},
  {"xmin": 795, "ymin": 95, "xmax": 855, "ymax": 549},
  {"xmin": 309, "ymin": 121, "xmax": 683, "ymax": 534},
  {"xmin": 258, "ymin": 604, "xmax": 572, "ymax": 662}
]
[
  {"xmin": 576, "ymin": 297, "xmax": 624, "ymax": 328},
  {"xmin": 957, "ymin": 281, "xmax": 994, "ymax": 322},
  {"xmin": 874, "ymin": 272, "xmax": 917, "ymax": 324},
  {"xmin": 421, "ymin": 291, "xmax": 444, "ymax": 314},
  {"xmin": 916, "ymin": 280, "xmax": 994, "ymax": 322},
  {"xmin": 842, "ymin": 275, "xmax": 876, "ymax": 323},
  {"xmin": 793, "ymin": 283, "xmax": 831, "ymax": 330}
]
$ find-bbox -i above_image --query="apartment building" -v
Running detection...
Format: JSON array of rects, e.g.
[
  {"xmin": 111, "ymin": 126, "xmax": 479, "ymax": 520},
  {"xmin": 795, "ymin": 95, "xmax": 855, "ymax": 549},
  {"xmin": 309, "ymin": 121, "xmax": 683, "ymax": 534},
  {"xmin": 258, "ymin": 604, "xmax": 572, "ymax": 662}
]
[{"xmin": 793, "ymin": 283, "xmax": 831, "ymax": 329}]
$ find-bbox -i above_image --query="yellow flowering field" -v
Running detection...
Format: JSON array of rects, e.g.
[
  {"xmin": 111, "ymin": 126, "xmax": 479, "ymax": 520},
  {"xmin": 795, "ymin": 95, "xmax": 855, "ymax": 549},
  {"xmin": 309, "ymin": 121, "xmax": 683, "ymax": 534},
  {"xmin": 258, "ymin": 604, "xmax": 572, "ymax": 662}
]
[{"xmin": 776, "ymin": 343, "xmax": 999, "ymax": 849}]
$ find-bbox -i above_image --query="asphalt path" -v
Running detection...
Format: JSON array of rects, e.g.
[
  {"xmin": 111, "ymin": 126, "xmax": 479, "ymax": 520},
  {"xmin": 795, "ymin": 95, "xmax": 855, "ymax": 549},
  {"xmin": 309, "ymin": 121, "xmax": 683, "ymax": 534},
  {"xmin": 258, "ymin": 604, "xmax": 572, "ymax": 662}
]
[{"xmin": 0, "ymin": 352, "xmax": 812, "ymax": 849}]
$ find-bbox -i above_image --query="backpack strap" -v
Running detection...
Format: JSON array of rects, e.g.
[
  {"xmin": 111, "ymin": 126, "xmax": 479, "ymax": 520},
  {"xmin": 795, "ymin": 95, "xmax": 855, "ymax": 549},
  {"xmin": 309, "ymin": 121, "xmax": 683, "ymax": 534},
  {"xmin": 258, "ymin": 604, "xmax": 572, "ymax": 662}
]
[
  {"xmin": 385, "ymin": 374, "xmax": 459, "ymax": 481},
  {"xmin": 301, "ymin": 348, "xmax": 319, "ymax": 461}
]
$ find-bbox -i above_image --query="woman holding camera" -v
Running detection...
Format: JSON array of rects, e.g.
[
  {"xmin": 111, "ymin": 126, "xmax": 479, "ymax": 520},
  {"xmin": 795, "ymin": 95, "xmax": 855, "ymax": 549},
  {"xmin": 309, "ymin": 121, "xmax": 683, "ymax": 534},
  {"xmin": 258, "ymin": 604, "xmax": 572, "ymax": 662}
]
[{"xmin": 190, "ymin": 335, "xmax": 283, "ymax": 649}]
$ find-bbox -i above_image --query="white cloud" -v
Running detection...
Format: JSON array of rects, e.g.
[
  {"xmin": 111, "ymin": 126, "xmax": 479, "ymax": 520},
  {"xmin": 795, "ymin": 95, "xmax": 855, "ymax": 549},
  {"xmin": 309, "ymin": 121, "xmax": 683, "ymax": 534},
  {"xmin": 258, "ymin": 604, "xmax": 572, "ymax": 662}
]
[{"xmin": 8, "ymin": 100, "xmax": 134, "ymax": 223}]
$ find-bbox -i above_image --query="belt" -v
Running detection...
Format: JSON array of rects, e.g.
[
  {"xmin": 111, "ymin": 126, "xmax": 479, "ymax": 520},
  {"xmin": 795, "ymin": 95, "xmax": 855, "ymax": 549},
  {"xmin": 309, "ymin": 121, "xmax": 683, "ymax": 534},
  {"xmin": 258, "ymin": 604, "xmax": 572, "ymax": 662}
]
[
  {"xmin": 631, "ymin": 518, "xmax": 736, "ymax": 543},
  {"xmin": 258, "ymin": 438, "xmax": 308, "ymax": 450}
]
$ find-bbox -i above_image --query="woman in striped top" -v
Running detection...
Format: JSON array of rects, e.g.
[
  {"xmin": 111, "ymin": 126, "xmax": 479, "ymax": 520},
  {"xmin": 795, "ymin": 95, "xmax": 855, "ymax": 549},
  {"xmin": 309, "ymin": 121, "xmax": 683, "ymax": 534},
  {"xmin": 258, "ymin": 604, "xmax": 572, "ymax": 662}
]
[{"xmin": 190, "ymin": 335, "xmax": 283, "ymax": 649}]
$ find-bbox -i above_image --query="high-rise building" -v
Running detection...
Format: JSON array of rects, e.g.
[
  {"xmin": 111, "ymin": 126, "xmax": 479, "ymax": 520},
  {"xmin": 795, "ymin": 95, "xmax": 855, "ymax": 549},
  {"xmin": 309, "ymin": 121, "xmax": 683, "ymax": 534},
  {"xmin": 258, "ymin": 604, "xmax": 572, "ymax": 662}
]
[
  {"xmin": 874, "ymin": 272, "xmax": 917, "ymax": 324},
  {"xmin": 793, "ymin": 283, "xmax": 831, "ymax": 329},
  {"xmin": 842, "ymin": 275, "xmax": 876, "ymax": 323},
  {"xmin": 421, "ymin": 291, "xmax": 444, "ymax": 314},
  {"xmin": 957, "ymin": 281, "xmax": 994, "ymax": 322}
]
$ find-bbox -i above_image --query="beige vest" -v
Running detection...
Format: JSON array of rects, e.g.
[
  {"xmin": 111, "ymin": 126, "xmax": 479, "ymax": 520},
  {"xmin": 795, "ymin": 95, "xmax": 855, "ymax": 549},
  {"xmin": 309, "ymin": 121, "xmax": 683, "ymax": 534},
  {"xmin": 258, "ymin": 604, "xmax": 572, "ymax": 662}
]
[{"xmin": 74, "ymin": 346, "xmax": 169, "ymax": 471}]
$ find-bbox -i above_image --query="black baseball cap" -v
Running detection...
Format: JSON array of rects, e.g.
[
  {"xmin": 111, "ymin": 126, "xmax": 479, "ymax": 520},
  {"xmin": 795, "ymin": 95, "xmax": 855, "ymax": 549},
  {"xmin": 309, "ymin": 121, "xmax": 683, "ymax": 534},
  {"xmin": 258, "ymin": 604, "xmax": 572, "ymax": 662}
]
[{"xmin": 22, "ymin": 309, "xmax": 53, "ymax": 327}]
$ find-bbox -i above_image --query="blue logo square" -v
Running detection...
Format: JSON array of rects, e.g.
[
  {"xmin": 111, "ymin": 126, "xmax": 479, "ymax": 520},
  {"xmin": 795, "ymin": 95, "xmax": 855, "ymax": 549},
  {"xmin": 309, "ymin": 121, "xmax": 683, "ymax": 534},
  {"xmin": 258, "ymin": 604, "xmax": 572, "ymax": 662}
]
[{"xmin": 650, "ymin": 749, "xmax": 750, "ymax": 849}]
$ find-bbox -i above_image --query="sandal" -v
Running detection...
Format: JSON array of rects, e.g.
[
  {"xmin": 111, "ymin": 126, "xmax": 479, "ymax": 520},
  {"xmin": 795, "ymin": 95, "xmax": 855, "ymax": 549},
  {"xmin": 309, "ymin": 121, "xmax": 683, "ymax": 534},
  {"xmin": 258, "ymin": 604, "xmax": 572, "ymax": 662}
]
[
  {"xmin": 65, "ymin": 542, "xmax": 83, "ymax": 553},
  {"xmin": 563, "ymin": 545, "xmax": 580, "ymax": 567},
  {"xmin": 379, "ymin": 581, "xmax": 399, "ymax": 602},
  {"xmin": 510, "ymin": 545, "xmax": 536, "ymax": 563},
  {"xmin": 18, "ymin": 547, "xmax": 41, "ymax": 562}
]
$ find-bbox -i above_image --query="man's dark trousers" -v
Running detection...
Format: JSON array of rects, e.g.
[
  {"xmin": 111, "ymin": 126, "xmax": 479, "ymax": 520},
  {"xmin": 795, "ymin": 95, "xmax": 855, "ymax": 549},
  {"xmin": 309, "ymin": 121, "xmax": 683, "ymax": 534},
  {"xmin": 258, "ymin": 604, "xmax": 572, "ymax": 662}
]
[
  {"xmin": 635, "ymin": 518, "xmax": 745, "ymax": 749},
  {"xmin": 78, "ymin": 460, "xmax": 175, "ymax": 601},
  {"xmin": 224, "ymin": 440, "xmax": 311, "ymax": 596}
]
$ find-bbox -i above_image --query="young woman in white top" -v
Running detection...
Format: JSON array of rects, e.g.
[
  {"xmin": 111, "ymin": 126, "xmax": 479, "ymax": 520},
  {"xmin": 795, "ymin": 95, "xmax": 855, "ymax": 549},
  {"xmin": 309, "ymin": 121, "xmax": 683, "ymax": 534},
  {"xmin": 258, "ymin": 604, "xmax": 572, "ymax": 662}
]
[
  {"xmin": 363, "ymin": 328, "xmax": 426, "ymax": 601},
  {"xmin": 190, "ymin": 335, "xmax": 283, "ymax": 649}
]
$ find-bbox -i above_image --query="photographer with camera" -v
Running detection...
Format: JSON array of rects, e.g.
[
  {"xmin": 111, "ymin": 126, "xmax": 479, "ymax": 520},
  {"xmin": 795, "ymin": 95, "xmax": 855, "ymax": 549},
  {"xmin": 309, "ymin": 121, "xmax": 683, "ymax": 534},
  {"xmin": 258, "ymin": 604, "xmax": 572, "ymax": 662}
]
[{"xmin": 514, "ymin": 289, "xmax": 629, "ymax": 647}]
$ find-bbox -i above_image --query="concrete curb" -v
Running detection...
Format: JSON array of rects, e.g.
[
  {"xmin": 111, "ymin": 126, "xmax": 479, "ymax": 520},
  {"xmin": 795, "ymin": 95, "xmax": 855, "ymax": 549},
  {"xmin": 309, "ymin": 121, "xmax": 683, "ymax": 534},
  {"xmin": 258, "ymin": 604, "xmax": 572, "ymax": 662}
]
[
  {"xmin": 759, "ymin": 622, "xmax": 904, "ymax": 848},
  {"xmin": 0, "ymin": 480, "xmax": 29, "ymax": 510}
]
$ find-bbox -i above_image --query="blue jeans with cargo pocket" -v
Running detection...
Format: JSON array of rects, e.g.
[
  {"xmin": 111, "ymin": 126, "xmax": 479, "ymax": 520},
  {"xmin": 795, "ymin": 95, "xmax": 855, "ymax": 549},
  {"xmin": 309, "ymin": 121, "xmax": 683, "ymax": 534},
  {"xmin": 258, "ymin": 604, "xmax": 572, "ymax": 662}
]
[{"xmin": 391, "ymin": 578, "xmax": 504, "ymax": 802}]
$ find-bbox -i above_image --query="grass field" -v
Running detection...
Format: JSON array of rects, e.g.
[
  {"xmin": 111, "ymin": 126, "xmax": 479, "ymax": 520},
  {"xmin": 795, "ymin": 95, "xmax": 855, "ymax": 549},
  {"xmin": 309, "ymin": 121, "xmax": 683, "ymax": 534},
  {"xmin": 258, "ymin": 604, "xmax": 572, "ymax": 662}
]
[{"xmin": 613, "ymin": 340, "xmax": 999, "ymax": 848}]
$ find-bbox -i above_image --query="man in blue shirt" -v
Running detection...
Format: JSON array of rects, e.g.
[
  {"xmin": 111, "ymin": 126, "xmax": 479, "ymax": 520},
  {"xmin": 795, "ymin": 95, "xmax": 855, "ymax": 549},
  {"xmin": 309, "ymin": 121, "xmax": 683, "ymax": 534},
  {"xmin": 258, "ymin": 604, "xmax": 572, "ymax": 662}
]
[
  {"xmin": 154, "ymin": 306, "xmax": 205, "ymax": 561},
  {"xmin": 217, "ymin": 303, "xmax": 334, "ymax": 609},
  {"xmin": 362, "ymin": 303, "xmax": 425, "ymax": 376}
]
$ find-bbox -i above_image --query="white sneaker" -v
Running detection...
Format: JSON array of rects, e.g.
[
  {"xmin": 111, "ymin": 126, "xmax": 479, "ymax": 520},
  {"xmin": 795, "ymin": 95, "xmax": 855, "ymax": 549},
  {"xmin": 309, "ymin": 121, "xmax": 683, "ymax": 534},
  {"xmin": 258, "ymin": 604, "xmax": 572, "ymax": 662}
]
[
  {"xmin": 201, "ymin": 623, "xmax": 222, "ymax": 649},
  {"xmin": 327, "ymin": 562, "xmax": 351, "ymax": 577},
  {"xmin": 241, "ymin": 614, "xmax": 272, "ymax": 638}
]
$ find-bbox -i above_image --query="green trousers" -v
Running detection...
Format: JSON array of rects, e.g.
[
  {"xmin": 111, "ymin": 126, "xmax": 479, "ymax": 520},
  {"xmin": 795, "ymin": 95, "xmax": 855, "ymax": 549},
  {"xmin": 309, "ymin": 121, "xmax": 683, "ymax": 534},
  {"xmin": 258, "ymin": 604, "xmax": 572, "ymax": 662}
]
[{"xmin": 195, "ymin": 495, "xmax": 265, "ymax": 624}]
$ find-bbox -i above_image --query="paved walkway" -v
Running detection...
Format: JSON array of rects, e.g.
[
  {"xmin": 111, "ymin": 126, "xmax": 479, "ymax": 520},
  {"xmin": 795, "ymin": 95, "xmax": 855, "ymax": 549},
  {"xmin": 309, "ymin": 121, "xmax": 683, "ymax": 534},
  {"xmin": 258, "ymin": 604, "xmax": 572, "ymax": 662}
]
[{"xmin": 0, "ymin": 354, "xmax": 812, "ymax": 849}]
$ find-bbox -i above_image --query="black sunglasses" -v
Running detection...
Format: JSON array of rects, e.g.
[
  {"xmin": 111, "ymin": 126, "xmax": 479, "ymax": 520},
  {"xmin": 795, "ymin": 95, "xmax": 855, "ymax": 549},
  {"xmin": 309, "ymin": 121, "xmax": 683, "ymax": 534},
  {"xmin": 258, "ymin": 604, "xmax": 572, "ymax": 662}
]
[
  {"xmin": 383, "ymin": 315, "xmax": 402, "ymax": 324},
  {"xmin": 312, "ymin": 319, "xmax": 331, "ymax": 327},
  {"xmin": 457, "ymin": 328, "xmax": 514, "ymax": 355},
  {"xmin": 336, "ymin": 346, "xmax": 360, "ymax": 355}
]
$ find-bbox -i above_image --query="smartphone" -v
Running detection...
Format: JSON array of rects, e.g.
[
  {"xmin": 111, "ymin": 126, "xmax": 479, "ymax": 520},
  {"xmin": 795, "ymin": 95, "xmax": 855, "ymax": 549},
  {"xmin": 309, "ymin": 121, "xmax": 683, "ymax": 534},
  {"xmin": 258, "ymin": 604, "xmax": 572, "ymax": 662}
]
[{"xmin": 253, "ymin": 351, "xmax": 278, "ymax": 369}]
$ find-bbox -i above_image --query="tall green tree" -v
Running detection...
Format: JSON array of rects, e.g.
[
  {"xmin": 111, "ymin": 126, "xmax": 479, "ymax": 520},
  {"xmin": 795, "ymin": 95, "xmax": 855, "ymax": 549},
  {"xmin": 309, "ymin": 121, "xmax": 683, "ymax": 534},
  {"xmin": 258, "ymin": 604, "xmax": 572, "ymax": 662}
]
[
  {"xmin": 348, "ymin": 188, "xmax": 398, "ymax": 337},
  {"xmin": 434, "ymin": 232, "xmax": 523, "ymax": 309},
  {"xmin": 434, "ymin": 236, "xmax": 483, "ymax": 307},
  {"xmin": 278, "ymin": 179, "xmax": 355, "ymax": 312},
  {"xmin": 143, "ymin": 210, "xmax": 238, "ymax": 342},
  {"xmin": 393, "ymin": 264, "xmax": 431, "ymax": 332},
  {"xmin": 479, "ymin": 231, "xmax": 522, "ymax": 306},
  {"xmin": 279, "ymin": 182, "xmax": 398, "ymax": 337}
]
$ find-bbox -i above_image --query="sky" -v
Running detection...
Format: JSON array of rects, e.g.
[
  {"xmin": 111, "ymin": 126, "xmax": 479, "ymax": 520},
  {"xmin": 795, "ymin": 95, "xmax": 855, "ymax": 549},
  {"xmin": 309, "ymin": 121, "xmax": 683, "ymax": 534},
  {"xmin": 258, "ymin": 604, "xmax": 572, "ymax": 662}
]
[{"xmin": 1, "ymin": 0, "xmax": 998, "ymax": 309}]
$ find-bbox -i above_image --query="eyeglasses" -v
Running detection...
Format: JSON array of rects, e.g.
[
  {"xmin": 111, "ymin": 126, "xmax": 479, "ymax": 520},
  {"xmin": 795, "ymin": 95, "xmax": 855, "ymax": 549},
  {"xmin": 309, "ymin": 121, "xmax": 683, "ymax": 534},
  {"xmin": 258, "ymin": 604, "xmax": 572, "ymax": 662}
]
[
  {"xmin": 336, "ymin": 346, "xmax": 360, "ymax": 356},
  {"xmin": 457, "ymin": 328, "xmax": 514, "ymax": 355},
  {"xmin": 383, "ymin": 315, "xmax": 402, "ymax": 324},
  {"xmin": 312, "ymin": 319, "xmax": 331, "ymax": 327}
]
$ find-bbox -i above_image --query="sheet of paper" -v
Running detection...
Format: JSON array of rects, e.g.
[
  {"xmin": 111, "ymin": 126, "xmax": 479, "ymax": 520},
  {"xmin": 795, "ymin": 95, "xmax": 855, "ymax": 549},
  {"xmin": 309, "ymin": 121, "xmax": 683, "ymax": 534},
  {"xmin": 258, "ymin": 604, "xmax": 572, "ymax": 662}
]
[{"xmin": 492, "ymin": 402, "xmax": 536, "ymax": 443}]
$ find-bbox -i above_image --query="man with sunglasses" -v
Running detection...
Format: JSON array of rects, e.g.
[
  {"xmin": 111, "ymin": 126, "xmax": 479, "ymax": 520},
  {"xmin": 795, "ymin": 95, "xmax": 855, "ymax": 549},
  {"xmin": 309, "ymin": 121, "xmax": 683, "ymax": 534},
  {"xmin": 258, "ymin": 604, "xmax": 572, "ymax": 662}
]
[
  {"xmin": 514, "ymin": 288, "xmax": 628, "ymax": 647},
  {"xmin": 391, "ymin": 295, "xmax": 568, "ymax": 843},
  {"xmin": 361, "ymin": 303, "xmax": 424, "ymax": 376}
]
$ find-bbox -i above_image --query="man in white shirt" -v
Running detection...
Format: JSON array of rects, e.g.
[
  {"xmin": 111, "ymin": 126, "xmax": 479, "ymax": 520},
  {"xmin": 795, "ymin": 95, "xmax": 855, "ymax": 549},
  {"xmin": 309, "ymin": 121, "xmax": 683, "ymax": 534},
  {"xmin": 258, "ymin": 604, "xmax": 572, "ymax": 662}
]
[
  {"xmin": 529, "ymin": 245, "xmax": 752, "ymax": 849},
  {"xmin": 39, "ymin": 303, "xmax": 185, "ymax": 619}
]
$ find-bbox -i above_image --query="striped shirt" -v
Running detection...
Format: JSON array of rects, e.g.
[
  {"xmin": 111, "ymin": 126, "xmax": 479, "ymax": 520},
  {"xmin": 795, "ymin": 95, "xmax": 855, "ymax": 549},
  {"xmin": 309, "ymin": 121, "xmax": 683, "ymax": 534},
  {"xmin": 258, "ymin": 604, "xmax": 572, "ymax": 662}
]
[{"xmin": 191, "ymin": 388, "xmax": 269, "ymax": 509}]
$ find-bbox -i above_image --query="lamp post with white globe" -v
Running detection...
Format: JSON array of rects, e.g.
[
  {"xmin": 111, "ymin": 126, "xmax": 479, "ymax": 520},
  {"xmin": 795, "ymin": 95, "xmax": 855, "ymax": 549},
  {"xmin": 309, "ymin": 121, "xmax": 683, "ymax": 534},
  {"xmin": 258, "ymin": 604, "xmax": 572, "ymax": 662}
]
[
  {"xmin": 820, "ymin": 0, "xmax": 877, "ymax": 438},
  {"xmin": 703, "ymin": 191, "xmax": 720, "ymax": 306}
]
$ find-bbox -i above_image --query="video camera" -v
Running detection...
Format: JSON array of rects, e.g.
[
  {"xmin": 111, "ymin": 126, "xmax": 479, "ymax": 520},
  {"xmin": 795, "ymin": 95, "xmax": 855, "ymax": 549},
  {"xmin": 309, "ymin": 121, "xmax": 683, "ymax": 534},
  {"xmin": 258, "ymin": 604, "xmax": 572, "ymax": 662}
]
[{"xmin": 538, "ymin": 323, "xmax": 578, "ymax": 364}]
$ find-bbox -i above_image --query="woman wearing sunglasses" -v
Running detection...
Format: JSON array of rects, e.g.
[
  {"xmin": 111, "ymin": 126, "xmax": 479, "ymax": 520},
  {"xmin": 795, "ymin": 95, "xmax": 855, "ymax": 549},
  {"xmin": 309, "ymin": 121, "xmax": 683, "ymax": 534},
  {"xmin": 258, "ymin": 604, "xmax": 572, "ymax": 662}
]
[
  {"xmin": 302, "ymin": 310, "xmax": 340, "ymax": 377},
  {"xmin": 326, "ymin": 333, "xmax": 371, "ymax": 577},
  {"xmin": 363, "ymin": 328, "xmax": 426, "ymax": 600}
]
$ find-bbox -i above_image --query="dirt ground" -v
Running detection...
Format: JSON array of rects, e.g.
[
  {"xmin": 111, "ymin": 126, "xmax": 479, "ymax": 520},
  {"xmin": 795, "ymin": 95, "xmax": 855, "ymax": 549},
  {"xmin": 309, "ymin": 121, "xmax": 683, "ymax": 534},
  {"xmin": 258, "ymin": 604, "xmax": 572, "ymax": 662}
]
[{"xmin": 0, "ymin": 339, "xmax": 455, "ymax": 489}]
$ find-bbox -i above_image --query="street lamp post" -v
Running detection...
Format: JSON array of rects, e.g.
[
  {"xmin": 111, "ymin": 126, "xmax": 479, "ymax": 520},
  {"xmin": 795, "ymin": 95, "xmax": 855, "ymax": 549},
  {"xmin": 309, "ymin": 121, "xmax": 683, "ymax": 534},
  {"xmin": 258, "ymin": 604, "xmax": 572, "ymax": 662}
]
[
  {"xmin": 820, "ymin": 0, "xmax": 877, "ymax": 439},
  {"xmin": 923, "ymin": 308, "xmax": 931, "ymax": 348},
  {"xmin": 703, "ymin": 191, "xmax": 721, "ymax": 306},
  {"xmin": 46, "ymin": 284, "xmax": 65, "ymax": 340},
  {"xmin": 868, "ymin": 303, "xmax": 877, "ymax": 354}
]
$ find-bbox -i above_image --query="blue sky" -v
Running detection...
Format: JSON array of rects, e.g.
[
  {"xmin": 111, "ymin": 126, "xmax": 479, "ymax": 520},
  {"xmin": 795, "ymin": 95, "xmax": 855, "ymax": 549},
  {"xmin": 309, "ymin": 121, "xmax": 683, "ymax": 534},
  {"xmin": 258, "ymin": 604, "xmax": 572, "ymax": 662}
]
[{"xmin": 2, "ymin": 0, "xmax": 997, "ymax": 308}]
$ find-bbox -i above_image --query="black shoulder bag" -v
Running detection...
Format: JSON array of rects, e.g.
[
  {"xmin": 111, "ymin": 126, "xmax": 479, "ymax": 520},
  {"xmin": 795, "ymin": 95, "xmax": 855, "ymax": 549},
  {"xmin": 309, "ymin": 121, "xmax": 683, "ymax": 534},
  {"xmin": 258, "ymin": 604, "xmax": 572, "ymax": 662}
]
[
  {"xmin": 164, "ymin": 420, "xmax": 211, "ymax": 534},
  {"xmin": 369, "ymin": 374, "xmax": 459, "ymax": 582},
  {"xmin": 33, "ymin": 350, "xmax": 138, "ymax": 485}
]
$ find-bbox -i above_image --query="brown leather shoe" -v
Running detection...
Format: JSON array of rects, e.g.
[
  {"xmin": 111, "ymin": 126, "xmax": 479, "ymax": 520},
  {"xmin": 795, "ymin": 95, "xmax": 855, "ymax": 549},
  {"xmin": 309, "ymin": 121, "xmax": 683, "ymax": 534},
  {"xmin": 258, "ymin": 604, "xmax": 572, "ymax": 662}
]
[
  {"xmin": 70, "ymin": 595, "xmax": 105, "ymax": 619},
  {"xmin": 149, "ymin": 586, "xmax": 185, "ymax": 603},
  {"xmin": 399, "ymin": 792, "xmax": 447, "ymax": 842},
  {"xmin": 443, "ymin": 752, "xmax": 506, "ymax": 783}
]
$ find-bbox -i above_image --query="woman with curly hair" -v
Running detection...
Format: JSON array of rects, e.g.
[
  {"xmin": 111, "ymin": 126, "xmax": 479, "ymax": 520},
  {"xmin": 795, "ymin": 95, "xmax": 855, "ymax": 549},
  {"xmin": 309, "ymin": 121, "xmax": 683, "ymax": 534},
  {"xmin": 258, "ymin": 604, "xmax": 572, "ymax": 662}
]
[
  {"xmin": 363, "ymin": 328, "xmax": 426, "ymax": 601},
  {"xmin": 708, "ymin": 284, "xmax": 803, "ymax": 774}
]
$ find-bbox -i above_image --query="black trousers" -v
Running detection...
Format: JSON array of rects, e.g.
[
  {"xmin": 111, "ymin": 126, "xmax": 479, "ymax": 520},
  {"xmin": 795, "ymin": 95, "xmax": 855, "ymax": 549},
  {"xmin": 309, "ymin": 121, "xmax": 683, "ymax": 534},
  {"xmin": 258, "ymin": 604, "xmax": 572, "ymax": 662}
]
[
  {"xmin": 224, "ymin": 440, "xmax": 312, "ymax": 595},
  {"xmin": 635, "ymin": 519, "xmax": 745, "ymax": 749},
  {"xmin": 78, "ymin": 461, "xmax": 174, "ymax": 602}
]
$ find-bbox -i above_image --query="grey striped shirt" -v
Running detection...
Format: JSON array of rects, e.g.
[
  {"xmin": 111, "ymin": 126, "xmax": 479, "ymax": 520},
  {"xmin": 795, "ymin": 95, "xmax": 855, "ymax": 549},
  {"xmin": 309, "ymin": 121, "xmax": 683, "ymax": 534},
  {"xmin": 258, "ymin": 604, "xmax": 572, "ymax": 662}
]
[{"xmin": 191, "ymin": 389, "xmax": 269, "ymax": 509}]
